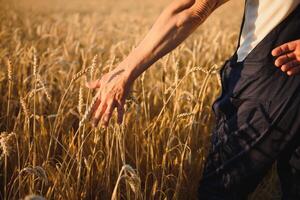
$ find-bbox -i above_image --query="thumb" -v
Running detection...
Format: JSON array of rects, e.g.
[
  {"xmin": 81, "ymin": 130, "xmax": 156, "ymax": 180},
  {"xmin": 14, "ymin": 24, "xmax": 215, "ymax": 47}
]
[{"xmin": 86, "ymin": 80, "xmax": 101, "ymax": 89}]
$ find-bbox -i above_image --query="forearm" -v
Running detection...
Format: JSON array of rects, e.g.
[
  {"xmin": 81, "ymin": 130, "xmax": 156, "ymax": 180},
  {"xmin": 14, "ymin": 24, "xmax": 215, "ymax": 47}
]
[
  {"xmin": 87, "ymin": 0, "xmax": 229, "ymax": 126},
  {"xmin": 119, "ymin": 0, "xmax": 227, "ymax": 82}
]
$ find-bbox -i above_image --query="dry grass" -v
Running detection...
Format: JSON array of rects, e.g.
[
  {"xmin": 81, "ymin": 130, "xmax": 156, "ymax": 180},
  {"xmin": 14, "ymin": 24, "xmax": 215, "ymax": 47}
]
[{"xmin": 0, "ymin": 0, "xmax": 280, "ymax": 199}]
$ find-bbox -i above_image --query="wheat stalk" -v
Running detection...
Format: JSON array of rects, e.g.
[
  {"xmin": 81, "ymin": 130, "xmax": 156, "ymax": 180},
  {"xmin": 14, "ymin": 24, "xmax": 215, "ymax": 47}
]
[
  {"xmin": 6, "ymin": 58, "xmax": 13, "ymax": 128},
  {"xmin": 37, "ymin": 75, "xmax": 51, "ymax": 102}
]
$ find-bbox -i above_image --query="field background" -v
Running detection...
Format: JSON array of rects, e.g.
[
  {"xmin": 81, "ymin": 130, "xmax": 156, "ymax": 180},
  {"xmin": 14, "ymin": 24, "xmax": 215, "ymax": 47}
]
[{"xmin": 0, "ymin": 0, "xmax": 281, "ymax": 199}]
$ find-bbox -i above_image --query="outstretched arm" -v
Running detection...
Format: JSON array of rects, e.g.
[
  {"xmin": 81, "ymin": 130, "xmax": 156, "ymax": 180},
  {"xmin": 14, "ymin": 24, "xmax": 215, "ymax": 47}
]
[{"xmin": 86, "ymin": 0, "xmax": 230, "ymax": 127}]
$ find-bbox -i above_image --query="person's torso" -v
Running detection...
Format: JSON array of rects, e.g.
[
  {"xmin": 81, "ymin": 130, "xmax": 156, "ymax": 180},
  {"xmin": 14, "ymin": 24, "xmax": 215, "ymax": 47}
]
[{"xmin": 237, "ymin": 0, "xmax": 300, "ymax": 62}]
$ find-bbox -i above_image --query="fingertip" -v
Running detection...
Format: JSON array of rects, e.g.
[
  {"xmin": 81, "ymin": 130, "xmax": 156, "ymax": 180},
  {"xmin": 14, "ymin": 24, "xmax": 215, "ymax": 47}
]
[
  {"xmin": 85, "ymin": 81, "xmax": 92, "ymax": 88},
  {"xmin": 272, "ymin": 47, "xmax": 281, "ymax": 56},
  {"xmin": 117, "ymin": 116, "xmax": 123, "ymax": 125},
  {"xmin": 101, "ymin": 122, "xmax": 108, "ymax": 129},
  {"xmin": 102, "ymin": 117, "xmax": 108, "ymax": 126},
  {"xmin": 274, "ymin": 58, "xmax": 283, "ymax": 67},
  {"xmin": 92, "ymin": 118, "xmax": 98, "ymax": 127},
  {"xmin": 86, "ymin": 80, "xmax": 100, "ymax": 89},
  {"xmin": 117, "ymin": 119, "xmax": 121, "ymax": 125},
  {"xmin": 117, "ymin": 113, "xmax": 123, "ymax": 124}
]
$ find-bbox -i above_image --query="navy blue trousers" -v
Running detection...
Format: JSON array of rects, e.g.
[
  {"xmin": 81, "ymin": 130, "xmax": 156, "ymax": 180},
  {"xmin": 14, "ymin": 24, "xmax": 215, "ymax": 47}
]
[{"xmin": 198, "ymin": 4, "xmax": 300, "ymax": 200}]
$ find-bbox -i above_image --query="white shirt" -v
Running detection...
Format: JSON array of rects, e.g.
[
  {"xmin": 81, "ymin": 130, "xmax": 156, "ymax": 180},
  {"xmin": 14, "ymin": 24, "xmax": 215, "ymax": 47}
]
[{"xmin": 237, "ymin": 0, "xmax": 300, "ymax": 62}]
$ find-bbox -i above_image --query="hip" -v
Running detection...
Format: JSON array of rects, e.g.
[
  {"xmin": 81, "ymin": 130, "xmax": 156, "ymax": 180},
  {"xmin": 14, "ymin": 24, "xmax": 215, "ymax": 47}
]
[{"xmin": 212, "ymin": 57, "xmax": 300, "ymax": 123}]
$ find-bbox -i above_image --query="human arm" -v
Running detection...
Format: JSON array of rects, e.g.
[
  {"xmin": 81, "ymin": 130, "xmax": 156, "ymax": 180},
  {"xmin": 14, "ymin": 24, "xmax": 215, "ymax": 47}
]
[
  {"xmin": 272, "ymin": 39, "xmax": 300, "ymax": 76},
  {"xmin": 87, "ymin": 0, "xmax": 230, "ymax": 127}
]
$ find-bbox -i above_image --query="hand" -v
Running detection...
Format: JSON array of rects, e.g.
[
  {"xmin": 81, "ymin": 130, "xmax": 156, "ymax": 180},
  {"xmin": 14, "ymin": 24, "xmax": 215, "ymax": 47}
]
[
  {"xmin": 86, "ymin": 68, "xmax": 132, "ymax": 127},
  {"xmin": 272, "ymin": 39, "xmax": 300, "ymax": 76}
]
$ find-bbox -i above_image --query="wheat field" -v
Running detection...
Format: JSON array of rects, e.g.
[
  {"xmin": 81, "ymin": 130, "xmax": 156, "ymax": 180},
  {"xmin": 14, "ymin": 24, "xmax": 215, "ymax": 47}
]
[{"xmin": 0, "ymin": 0, "xmax": 281, "ymax": 199}]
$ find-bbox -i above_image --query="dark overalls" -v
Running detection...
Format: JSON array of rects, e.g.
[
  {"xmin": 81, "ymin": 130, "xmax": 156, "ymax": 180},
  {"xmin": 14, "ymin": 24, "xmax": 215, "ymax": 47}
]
[{"xmin": 198, "ymin": 4, "xmax": 300, "ymax": 200}]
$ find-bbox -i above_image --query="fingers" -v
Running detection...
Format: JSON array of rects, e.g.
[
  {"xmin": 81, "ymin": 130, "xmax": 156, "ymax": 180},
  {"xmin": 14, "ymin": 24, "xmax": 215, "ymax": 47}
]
[
  {"xmin": 272, "ymin": 41, "xmax": 297, "ymax": 57},
  {"xmin": 88, "ymin": 89, "xmax": 126, "ymax": 127},
  {"xmin": 285, "ymin": 62, "xmax": 300, "ymax": 76},
  {"xmin": 89, "ymin": 96, "xmax": 101, "ymax": 120},
  {"xmin": 92, "ymin": 101, "xmax": 108, "ymax": 127},
  {"xmin": 280, "ymin": 60, "xmax": 299, "ymax": 72},
  {"xmin": 86, "ymin": 79, "xmax": 101, "ymax": 89},
  {"xmin": 287, "ymin": 67, "xmax": 300, "ymax": 76},
  {"xmin": 274, "ymin": 52, "xmax": 296, "ymax": 67},
  {"xmin": 117, "ymin": 102, "xmax": 125, "ymax": 124},
  {"xmin": 272, "ymin": 41, "xmax": 300, "ymax": 76},
  {"xmin": 87, "ymin": 89, "xmax": 102, "ymax": 119},
  {"xmin": 85, "ymin": 75, "xmax": 129, "ymax": 127},
  {"xmin": 92, "ymin": 98, "xmax": 118, "ymax": 127},
  {"xmin": 101, "ymin": 101, "xmax": 115, "ymax": 127}
]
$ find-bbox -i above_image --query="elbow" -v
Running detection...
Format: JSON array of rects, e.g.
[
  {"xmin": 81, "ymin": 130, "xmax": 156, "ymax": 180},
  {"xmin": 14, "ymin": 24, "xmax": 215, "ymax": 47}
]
[
  {"xmin": 175, "ymin": 9, "xmax": 202, "ymax": 28},
  {"xmin": 169, "ymin": 0, "xmax": 219, "ymax": 28},
  {"xmin": 168, "ymin": 0, "xmax": 196, "ymax": 14}
]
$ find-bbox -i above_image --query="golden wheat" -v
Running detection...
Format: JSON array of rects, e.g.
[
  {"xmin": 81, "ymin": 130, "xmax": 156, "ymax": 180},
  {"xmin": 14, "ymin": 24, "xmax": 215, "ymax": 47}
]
[{"xmin": 0, "ymin": 0, "xmax": 280, "ymax": 199}]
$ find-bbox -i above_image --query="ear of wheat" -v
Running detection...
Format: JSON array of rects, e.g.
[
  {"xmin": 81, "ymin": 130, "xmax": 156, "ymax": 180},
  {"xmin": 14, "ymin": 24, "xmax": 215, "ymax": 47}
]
[
  {"xmin": 78, "ymin": 86, "xmax": 84, "ymax": 116},
  {"xmin": 0, "ymin": 132, "xmax": 16, "ymax": 160},
  {"xmin": 24, "ymin": 194, "xmax": 46, "ymax": 200},
  {"xmin": 20, "ymin": 96, "xmax": 30, "ymax": 120},
  {"xmin": 90, "ymin": 54, "xmax": 98, "ymax": 79},
  {"xmin": 7, "ymin": 58, "xmax": 13, "ymax": 82},
  {"xmin": 20, "ymin": 166, "xmax": 48, "ymax": 185},
  {"xmin": 79, "ymin": 94, "xmax": 98, "ymax": 127},
  {"xmin": 71, "ymin": 67, "xmax": 91, "ymax": 83},
  {"xmin": 111, "ymin": 164, "xmax": 142, "ymax": 200}
]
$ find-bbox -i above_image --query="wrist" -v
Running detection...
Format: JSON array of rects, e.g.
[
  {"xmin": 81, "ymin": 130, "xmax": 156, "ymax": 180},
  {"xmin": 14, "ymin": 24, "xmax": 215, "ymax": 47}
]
[
  {"xmin": 119, "ymin": 54, "xmax": 147, "ymax": 84},
  {"xmin": 115, "ymin": 60, "xmax": 139, "ymax": 86}
]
